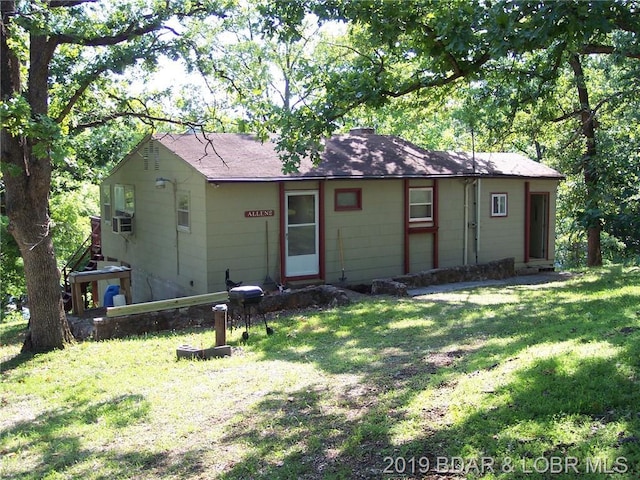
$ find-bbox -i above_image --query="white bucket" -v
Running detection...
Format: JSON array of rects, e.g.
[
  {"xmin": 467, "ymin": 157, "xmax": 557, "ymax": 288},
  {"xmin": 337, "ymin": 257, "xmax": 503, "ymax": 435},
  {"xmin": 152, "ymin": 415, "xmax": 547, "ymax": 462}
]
[{"xmin": 113, "ymin": 294, "xmax": 126, "ymax": 307}]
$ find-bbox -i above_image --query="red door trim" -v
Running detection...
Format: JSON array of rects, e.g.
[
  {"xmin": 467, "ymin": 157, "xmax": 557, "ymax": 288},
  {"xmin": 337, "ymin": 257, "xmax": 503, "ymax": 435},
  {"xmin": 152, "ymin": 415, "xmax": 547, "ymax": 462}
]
[
  {"xmin": 279, "ymin": 182, "xmax": 286, "ymax": 282},
  {"xmin": 279, "ymin": 183, "xmax": 324, "ymax": 284},
  {"xmin": 403, "ymin": 179, "xmax": 410, "ymax": 274},
  {"xmin": 404, "ymin": 179, "xmax": 439, "ymax": 274},
  {"xmin": 524, "ymin": 181, "xmax": 530, "ymax": 263}
]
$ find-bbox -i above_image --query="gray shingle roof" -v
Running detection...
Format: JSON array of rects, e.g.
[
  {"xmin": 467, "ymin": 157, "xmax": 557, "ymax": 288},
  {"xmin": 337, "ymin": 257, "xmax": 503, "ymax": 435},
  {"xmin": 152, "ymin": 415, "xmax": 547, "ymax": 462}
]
[{"xmin": 153, "ymin": 132, "xmax": 564, "ymax": 182}]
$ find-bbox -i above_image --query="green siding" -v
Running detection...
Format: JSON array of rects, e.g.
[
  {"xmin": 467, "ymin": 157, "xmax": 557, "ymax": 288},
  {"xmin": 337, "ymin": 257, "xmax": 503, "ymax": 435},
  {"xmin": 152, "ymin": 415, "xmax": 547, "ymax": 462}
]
[
  {"xmin": 102, "ymin": 138, "xmax": 560, "ymax": 299},
  {"xmin": 437, "ymin": 179, "xmax": 466, "ymax": 267},
  {"xmin": 478, "ymin": 178, "xmax": 526, "ymax": 265},
  {"xmin": 206, "ymin": 182, "xmax": 281, "ymax": 291},
  {"xmin": 101, "ymin": 139, "xmax": 209, "ymax": 301},
  {"xmin": 324, "ymin": 180, "xmax": 404, "ymax": 284}
]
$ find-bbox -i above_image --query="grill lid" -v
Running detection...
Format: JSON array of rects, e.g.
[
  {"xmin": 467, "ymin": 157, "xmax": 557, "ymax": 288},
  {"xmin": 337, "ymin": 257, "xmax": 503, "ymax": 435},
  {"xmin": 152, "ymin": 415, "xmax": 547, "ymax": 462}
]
[{"xmin": 228, "ymin": 285, "xmax": 264, "ymax": 303}]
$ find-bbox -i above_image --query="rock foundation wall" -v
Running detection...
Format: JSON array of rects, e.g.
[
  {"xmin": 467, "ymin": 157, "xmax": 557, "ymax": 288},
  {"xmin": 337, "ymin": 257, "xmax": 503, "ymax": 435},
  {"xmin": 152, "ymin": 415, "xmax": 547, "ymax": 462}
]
[
  {"xmin": 76, "ymin": 262, "xmax": 514, "ymax": 341},
  {"xmin": 88, "ymin": 285, "xmax": 351, "ymax": 341},
  {"xmin": 371, "ymin": 258, "xmax": 516, "ymax": 296}
]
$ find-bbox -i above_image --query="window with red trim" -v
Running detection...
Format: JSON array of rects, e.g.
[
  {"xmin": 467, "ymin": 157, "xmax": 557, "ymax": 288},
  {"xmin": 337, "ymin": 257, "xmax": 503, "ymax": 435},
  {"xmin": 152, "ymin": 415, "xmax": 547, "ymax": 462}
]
[
  {"xmin": 335, "ymin": 188, "xmax": 362, "ymax": 211},
  {"xmin": 409, "ymin": 187, "xmax": 433, "ymax": 222}
]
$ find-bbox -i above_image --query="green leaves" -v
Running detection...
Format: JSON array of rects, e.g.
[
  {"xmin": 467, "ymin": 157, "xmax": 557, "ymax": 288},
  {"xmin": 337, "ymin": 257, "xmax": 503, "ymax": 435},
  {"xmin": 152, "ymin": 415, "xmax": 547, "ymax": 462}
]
[
  {"xmin": 0, "ymin": 95, "xmax": 32, "ymax": 137},
  {"xmin": 0, "ymin": 95, "xmax": 63, "ymax": 161}
]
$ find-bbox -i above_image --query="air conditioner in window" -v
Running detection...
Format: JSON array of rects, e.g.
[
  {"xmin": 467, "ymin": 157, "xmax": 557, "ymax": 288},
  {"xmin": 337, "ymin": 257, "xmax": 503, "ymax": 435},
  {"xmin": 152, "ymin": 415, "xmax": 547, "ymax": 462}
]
[{"xmin": 112, "ymin": 216, "xmax": 133, "ymax": 234}]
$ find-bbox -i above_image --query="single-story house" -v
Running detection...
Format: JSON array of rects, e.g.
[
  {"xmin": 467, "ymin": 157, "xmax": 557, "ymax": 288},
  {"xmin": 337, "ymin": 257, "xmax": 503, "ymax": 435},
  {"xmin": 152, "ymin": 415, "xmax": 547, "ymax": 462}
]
[{"xmin": 99, "ymin": 128, "xmax": 564, "ymax": 302}]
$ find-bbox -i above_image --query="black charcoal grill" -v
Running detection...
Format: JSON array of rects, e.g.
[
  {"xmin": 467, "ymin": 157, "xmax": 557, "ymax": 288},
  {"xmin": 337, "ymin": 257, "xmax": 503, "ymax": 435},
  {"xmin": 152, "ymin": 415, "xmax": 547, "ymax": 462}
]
[{"xmin": 228, "ymin": 285, "xmax": 273, "ymax": 340}]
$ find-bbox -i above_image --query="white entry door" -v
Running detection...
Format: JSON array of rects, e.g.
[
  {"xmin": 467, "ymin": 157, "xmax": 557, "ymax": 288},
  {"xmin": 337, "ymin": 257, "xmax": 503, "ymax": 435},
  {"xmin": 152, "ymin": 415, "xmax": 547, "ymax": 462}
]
[{"xmin": 285, "ymin": 191, "xmax": 319, "ymax": 277}]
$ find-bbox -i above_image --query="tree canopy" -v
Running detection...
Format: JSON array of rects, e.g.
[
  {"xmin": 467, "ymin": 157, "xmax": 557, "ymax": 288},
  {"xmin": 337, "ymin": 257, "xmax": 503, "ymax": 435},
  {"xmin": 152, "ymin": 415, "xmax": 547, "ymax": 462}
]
[
  {"xmin": 253, "ymin": 1, "xmax": 638, "ymax": 160},
  {"xmin": 1, "ymin": 0, "xmax": 231, "ymax": 352}
]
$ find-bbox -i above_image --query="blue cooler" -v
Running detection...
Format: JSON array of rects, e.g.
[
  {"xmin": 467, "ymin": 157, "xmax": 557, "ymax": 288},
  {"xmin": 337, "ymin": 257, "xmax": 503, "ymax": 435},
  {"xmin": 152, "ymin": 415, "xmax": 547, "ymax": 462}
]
[{"xmin": 103, "ymin": 285, "xmax": 120, "ymax": 307}]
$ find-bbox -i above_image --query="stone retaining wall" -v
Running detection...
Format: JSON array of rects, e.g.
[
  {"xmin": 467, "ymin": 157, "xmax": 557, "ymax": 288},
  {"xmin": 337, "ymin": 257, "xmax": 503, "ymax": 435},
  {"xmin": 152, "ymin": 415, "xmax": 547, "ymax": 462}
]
[
  {"xmin": 74, "ymin": 261, "xmax": 515, "ymax": 341},
  {"xmin": 371, "ymin": 257, "xmax": 516, "ymax": 296},
  {"xmin": 85, "ymin": 284, "xmax": 351, "ymax": 341}
]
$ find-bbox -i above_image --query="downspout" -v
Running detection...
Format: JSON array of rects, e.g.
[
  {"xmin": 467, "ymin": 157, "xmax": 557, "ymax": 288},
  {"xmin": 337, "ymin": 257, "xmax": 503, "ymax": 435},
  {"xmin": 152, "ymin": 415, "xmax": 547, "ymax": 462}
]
[
  {"xmin": 470, "ymin": 127, "xmax": 480, "ymax": 264},
  {"xmin": 524, "ymin": 181, "xmax": 531, "ymax": 263},
  {"xmin": 173, "ymin": 180, "xmax": 179, "ymax": 275},
  {"xmin": 433, "ymin": 179, "xmax": 439, "ymax": 268},
  {"xmin": 463, "ymin": 180, "xmax": 470, "ymax": 265},
  {"xmin": 475, "ymin": 178, "xmax": 481, "ymax": 264}
]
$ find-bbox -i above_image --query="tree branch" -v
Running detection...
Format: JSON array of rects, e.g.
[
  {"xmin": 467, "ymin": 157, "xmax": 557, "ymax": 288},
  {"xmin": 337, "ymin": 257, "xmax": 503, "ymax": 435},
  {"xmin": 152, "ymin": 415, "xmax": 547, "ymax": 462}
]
[
  {"xmin": 54, "ymin": 74, "xmax": 100, "ymax": 124},
  {"xmin": 422, "ymin": 23, "xmax": 463, "ymax": 77},
  {"xmin": 552, "ymin": 109, "xmax": 581, "ymax": 123},
  {"xmin": 67, "ymin": 91, "xmax": 207, "ymax": 134},
  {"xmin": 48, "ymin": 0, "xmax": 97, "ymax": 7},
  {"xmin": 381, "ymin": 51, "xmax": 491, "ymax": 99},
  {"xmin": 54, "ymin": 39, "xmax": 168, "ymax": 124},
  {"xmin": 581, "ymin": 43, "xmax": 640, "ymax": 59},
  {"xmin": 55, "ymin": 16, "xmax": 166, "ymax": 47},
  {"xmin": 70, "ymin": 110, "xmax": 203, "ymax": 133}
]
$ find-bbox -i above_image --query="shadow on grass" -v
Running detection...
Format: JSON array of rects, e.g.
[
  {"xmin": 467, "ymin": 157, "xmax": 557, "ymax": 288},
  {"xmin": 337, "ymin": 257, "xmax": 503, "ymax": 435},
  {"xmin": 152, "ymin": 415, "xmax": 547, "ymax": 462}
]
[
  {"xmin": 1, "ymin": 394, "xmax": 152, "ymax": 479},
  {"xmin": 3, "ymin": 268, "xmax": 638, "ymax": 479},
  {"xmin": 0, "ymin": 351, "xmax": 35, "ymax": 375},
  {"xmin": 213, "ymin": 267, "xmax": 640, "ymax": 479},
  {"xmin": 0, "ymin": 315, "xmax": 28, "ymax": 344},
  {"xmin": 0, "ymin": 315, "xmax": 32, "ymax": 373},
  {"xmin": 426, "ymin": 354, "xmax": 640, "ymax": 478}
]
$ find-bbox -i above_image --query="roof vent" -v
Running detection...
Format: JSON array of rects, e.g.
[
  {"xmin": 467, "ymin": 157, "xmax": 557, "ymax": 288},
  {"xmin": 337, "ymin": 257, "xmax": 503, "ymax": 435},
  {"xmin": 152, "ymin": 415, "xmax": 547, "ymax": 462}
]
[{"xmin": 349, "ymin": 127, "xmax": 376, "ymax": 135}]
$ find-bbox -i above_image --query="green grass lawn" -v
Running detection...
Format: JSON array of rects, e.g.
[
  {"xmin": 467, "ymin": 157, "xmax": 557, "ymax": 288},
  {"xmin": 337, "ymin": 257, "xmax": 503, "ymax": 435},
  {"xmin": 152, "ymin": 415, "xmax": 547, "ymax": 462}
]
[{"xmin": 1, "ymin": 266, "xmax": 639, "ymax": 479}]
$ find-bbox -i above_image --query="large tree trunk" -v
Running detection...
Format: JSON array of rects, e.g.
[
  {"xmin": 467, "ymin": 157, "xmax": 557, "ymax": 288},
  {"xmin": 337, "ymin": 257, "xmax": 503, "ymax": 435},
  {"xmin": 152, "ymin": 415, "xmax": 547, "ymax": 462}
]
[
  {"xmin": 2, "ymin": 130, "xmax": 74, "ymax": 353},
  {"xmin": 569, "ymin": 54, "xmax": 603, "ymax": 267},
  {"xmin": 1, "ymin": 10, "xmax": 74, "ymax": 352}
]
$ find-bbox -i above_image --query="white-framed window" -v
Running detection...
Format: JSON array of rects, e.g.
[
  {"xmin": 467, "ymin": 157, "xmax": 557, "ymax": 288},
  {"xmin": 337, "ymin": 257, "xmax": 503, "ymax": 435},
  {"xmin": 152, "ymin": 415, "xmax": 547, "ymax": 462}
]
[
  {"xmin": 409, "ymin": 187, "xmax": 433, "ymax": 222},
  {"xmin": 491, "ymin": 193, "xmax": 508, "ymax": 217},
  {"xmin": 102, "ymin": 184, "xmax": 111, "ymax": 222},
  {"xmin": 177, "ymin": 191, "xmax": 190, "ymax": 232},
  {"xmin": 114, "ymin": 184, "xmax": 135, "ymax": 217}
]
